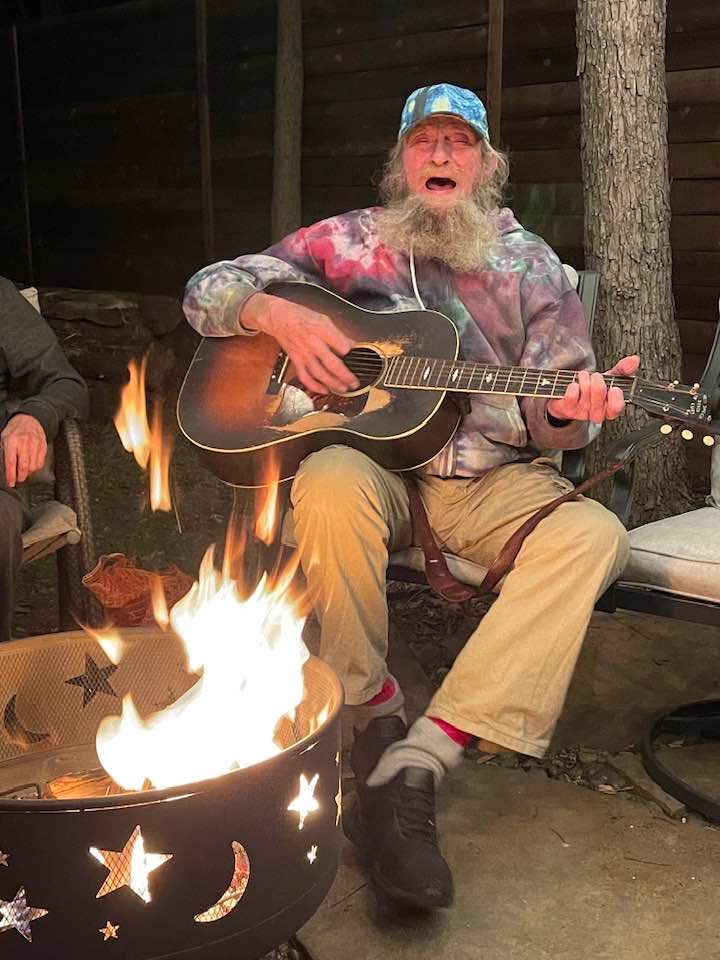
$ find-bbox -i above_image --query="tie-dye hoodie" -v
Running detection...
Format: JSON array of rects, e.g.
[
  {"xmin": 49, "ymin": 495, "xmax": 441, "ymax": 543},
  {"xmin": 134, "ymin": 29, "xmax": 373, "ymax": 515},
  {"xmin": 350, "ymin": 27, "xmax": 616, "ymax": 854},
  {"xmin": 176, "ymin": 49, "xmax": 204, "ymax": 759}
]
[{"xmin": 182, "ymin": 207, "xmax": 595, "ymax": 477}]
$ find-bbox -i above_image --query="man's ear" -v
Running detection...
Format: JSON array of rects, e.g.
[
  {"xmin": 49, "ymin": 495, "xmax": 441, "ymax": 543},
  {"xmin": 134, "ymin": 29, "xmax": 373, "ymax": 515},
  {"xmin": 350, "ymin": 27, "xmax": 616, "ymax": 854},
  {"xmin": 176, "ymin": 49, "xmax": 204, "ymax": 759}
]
[{"xmin": 478, "ymin": 146, "xmax": 499, "ymax": 184}]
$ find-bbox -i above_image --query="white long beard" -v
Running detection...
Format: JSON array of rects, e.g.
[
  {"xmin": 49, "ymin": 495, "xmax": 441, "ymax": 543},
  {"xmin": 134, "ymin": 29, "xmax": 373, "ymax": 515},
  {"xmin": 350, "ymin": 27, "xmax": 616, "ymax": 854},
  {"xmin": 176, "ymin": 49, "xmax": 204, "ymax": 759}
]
[{"xmin": 375, "ymin": 192, "xmax": 501, "ymax": 274}]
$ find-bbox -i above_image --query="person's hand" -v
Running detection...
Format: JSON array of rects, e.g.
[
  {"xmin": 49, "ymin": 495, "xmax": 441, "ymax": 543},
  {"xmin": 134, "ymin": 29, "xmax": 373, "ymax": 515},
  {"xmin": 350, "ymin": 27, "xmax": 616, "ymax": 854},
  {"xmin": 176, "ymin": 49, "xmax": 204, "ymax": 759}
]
[
  {"xmin": 1, "ymin": 414, "xmax": 48, "ymax": 487},
  {"xmin": 546, "ymin": 355, "xmax": 640, "ymax": 424},
  {"xmin": 241, "ymin": 292, "xmax": 358, "ymax": 395}
]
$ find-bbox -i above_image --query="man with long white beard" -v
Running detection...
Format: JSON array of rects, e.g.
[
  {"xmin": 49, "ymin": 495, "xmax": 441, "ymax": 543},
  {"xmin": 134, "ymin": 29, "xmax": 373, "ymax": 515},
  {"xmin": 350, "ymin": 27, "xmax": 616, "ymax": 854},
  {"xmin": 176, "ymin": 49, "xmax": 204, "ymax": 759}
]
[{"xmin": 183, "ymin": 84, "xmax": 635, "ymax": 910}]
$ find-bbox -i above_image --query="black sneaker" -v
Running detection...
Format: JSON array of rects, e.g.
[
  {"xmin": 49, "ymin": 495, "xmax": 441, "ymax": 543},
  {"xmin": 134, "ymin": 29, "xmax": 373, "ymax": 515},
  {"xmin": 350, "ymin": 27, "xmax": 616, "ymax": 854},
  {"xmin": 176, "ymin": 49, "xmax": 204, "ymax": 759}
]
[{"xmin": 345, "ymin": 716, "xmax": 454, "ymax": 909}]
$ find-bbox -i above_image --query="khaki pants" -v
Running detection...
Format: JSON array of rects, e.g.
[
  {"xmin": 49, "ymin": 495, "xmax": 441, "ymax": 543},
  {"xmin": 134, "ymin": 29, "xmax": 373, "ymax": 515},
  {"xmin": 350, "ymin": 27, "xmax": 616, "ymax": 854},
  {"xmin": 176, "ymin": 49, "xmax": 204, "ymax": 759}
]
[{"xmin": 290, "ymin": 446, "xmax": 629, "ymax": 758}]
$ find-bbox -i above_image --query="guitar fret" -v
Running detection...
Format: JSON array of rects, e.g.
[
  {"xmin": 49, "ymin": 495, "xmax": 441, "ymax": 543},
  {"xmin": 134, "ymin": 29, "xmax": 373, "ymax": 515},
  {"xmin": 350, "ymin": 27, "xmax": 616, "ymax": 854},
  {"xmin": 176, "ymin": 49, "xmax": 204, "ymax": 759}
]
[
  {"xmin": 405, "ymin": 357, "xmax": 417, "ymax": 387},
  {"xmin": 409, "ymin": 356, "xmax": 422, "ymax": 387},
  {"xmin": 518, "ymin": 366, "xmax": 529, "ymax": 396},
  {"xmin": 551, "ymin": 370, "xmax": 561, "ymax": 398},
  {"xmin": 434, "ymin": 360, "xmax": 445, "ymax": 387},
  {"xmin": 390, "ymin": 354, "xmax": 404, "ymax": 387}
]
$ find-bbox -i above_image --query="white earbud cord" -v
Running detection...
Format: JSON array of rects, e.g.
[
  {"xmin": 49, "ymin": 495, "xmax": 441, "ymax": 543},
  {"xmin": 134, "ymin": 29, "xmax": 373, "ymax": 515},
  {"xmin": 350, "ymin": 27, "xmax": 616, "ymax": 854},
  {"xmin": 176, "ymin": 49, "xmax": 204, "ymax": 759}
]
[{"xmin": 409, "ymin": 245, "xmax": 426, "ymax": 310}]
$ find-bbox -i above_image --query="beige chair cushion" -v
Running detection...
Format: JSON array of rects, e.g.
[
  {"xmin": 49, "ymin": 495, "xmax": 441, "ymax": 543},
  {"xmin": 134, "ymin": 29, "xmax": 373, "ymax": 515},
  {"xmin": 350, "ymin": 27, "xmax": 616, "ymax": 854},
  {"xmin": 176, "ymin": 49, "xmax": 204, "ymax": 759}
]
[
  {"xmin": 617, "ymin": 505, "xmax": 720, "ymax": 604},
  {"xmin": 21, "ymin": 500, "xmax": 80, "ymax": 564}
]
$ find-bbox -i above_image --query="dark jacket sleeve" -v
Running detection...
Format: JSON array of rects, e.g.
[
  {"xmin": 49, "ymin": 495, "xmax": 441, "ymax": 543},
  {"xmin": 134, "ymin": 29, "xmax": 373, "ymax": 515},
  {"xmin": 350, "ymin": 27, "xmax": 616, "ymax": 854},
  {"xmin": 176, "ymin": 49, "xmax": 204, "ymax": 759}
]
[{"xmin": 0, "ymin": 277, "xmax": 89, "ymax": 441}]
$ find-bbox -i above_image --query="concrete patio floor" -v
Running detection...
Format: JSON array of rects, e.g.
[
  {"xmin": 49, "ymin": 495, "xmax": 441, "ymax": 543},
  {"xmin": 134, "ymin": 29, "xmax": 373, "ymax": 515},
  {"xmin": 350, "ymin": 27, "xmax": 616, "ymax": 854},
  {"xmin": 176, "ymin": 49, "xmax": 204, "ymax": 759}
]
[{"xmin": 300, "ymin": 608, "xmax": 720, "ymax": 960}]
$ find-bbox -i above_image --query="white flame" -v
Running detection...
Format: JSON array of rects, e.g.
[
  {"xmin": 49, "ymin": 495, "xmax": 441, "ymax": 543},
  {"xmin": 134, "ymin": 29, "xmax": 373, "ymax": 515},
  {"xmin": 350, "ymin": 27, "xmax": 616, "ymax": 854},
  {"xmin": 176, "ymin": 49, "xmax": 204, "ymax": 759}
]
[{"xmin": 95, "ymin": 548, "xmax": 309, "ymax": 791}]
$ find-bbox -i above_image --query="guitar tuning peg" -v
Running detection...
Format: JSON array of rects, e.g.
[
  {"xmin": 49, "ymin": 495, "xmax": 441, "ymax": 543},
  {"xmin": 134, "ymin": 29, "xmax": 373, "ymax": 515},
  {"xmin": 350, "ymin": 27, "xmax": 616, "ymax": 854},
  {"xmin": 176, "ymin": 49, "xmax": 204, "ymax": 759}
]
[
  {"xmin": 704, "ymin": 435, "xmax": 716, "ymax": 447},
  {"xmin": 681, "ymin": 429, "xmax": 694, "ymax": 441},
  {"xmin": 660, "ymin": 423, "xmax": 673, "ymax": 435}
]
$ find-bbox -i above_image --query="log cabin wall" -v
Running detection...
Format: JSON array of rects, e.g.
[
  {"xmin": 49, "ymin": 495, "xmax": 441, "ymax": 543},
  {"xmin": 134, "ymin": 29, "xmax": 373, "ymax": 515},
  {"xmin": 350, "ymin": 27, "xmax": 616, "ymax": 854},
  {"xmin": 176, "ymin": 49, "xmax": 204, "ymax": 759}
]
[{"xmin": 0, "ymin": 0, "xmax": 718, "ymax": 386}]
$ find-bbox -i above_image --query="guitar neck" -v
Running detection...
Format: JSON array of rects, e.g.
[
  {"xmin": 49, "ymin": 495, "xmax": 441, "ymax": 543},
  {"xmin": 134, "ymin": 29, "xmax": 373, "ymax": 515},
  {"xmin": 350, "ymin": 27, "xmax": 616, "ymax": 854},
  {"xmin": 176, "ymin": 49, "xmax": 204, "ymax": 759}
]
[{"xmin": 383, "ymin": 356, "xmax": 636, "ymax": 401}]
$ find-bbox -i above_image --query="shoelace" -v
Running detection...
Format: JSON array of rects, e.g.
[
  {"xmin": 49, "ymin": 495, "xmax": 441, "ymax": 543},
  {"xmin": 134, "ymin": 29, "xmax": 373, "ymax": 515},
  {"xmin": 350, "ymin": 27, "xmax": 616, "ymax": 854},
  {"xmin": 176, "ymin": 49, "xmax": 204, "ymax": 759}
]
[{"xmin": 392, "ymin": 780, "xmax": 437, "ymax": 842}]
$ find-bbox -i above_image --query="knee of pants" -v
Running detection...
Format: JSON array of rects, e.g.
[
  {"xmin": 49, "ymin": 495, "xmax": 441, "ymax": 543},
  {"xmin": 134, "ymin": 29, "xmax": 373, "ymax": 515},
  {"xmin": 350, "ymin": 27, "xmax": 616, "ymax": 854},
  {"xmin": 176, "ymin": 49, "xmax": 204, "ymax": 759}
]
[
  {"xmin": 555, "ymin": 503, "xmax": 630, "ymax": 572},
  {"xmin": 291, "ymin": 445, "xmax": 382, "ymax": 517}
]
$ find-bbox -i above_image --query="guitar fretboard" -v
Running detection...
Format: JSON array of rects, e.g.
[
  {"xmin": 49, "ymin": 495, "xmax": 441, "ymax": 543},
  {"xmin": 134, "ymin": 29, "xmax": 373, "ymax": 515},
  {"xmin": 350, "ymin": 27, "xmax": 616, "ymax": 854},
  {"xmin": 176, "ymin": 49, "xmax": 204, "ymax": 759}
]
[{"xmin": 382, "ymin": 356, "xmax": 635, "ymax": 399}]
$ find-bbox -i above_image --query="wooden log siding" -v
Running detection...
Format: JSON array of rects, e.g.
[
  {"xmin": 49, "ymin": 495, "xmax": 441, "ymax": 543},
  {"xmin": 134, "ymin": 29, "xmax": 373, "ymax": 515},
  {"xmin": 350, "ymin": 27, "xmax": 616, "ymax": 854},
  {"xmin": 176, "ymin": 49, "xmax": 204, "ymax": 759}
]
[{"xmin": 1, "ymin": 0, "xmax": 719, "ymax": 318}]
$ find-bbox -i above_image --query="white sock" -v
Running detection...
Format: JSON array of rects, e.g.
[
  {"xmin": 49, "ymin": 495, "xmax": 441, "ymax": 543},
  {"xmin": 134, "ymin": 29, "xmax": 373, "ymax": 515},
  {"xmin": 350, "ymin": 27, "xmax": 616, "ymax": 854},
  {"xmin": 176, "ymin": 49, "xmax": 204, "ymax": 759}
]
[{"xmin": 366, "ymin": 716, "xmax": 464, "ymax": 788}]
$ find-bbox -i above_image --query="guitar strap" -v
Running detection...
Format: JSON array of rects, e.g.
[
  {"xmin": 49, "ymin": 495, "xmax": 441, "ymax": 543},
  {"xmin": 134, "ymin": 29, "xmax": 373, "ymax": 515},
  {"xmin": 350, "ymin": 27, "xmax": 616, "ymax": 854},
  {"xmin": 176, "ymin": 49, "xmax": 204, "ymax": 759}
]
[{"xmin": 403, "ymin": 457, "xmax": 628, "ymax": 600}]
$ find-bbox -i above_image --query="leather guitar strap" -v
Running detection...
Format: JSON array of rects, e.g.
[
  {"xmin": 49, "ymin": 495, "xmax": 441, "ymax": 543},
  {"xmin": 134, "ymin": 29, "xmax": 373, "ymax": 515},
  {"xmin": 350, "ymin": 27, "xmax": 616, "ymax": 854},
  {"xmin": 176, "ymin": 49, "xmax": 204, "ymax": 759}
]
[
  {"xmin": 403, "ymin": 458, "xmax": 627, "ymax": 600},
  {"xmin": 403, "ymin": 475, "xmax": 477, "ymax": 602}
]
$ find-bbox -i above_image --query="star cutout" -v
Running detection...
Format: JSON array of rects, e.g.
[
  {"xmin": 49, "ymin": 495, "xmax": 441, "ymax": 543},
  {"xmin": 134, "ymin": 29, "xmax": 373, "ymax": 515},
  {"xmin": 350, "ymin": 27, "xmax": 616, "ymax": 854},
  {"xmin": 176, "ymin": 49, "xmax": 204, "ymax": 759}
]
[
  {"xmin": 66, "ymin": 654, "xmax": 117, "ymax": 708},
  {"xmin": 90, "ymin": 825, "xmax": 173, "ymax": 903},
  {"xmin": 0, "ymin": 852, "xmax": 8, "ymax": 867},
  {"xmin": 335, "ymin": 779, "xmax": 342, "ymax": 826},
  {"xmin": 0, "ymin": 887, "xmax": 48, "ymax": 942},
  {"xmin": 287, "ymin": 773, "xmax": 320, "ymax": 830},
  {"xmin": 99, "ymin": 921, "xmax": 120, "ymax": 941},
  {"xmin": 306, "ymin": 845, "xmax": 318, "ymax": 864}
]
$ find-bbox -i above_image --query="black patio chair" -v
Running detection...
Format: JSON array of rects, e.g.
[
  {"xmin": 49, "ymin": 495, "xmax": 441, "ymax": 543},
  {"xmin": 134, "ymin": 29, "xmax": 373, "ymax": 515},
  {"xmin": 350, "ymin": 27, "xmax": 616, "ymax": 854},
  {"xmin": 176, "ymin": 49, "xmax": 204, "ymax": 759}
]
[{"xmin": 16, "ymin": 288, "xmax": 99, "ymax": 630}]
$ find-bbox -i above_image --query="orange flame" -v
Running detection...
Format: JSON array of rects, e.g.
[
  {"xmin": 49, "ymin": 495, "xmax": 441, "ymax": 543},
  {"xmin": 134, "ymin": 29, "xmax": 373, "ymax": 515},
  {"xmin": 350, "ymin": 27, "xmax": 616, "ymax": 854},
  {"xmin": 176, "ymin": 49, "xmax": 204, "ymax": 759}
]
[
  {"xmin": 150, "ymin": 574, "xmax": 170, "ymax": 630},
  {"xmin": 255, "ymin": 458, "xmax": 281, "ymax": 545},
  {"xmin": 114, "ymin": 358, "xmax": 173, "ymax": 512},
  {"xmin": 149, "ymin": 402, "xmax": 173, "ymax": 512},
  {"xmin": 82, "ymin": 623, "xmax": 126, "ymax": 666},
  {"xmin": 114, "ymin": 357, "xmax": 150, "ymax": 469},
  {"xmin": 95, "ymin": 546, "xmax": 310, "ymax": 791}
]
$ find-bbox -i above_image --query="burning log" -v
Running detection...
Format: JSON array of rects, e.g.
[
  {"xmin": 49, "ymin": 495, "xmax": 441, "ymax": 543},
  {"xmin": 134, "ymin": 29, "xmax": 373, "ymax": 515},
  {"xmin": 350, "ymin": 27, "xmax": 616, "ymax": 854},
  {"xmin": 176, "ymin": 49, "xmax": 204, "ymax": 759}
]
[{"xmin": 45, "ymin": 769, "xmax": 124, "ymax": 800}]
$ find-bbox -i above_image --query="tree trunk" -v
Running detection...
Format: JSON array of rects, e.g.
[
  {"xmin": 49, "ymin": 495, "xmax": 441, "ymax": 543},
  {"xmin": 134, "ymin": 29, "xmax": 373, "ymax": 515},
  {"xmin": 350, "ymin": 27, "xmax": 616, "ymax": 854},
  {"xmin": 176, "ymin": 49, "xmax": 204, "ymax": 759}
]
[
  {"xmin": 271, "ymin": 0, "xmax": 303, "ymax": 242},
  {"xmin": 577, "ymin": 0, "xmax": 691, "ymax": 526}
]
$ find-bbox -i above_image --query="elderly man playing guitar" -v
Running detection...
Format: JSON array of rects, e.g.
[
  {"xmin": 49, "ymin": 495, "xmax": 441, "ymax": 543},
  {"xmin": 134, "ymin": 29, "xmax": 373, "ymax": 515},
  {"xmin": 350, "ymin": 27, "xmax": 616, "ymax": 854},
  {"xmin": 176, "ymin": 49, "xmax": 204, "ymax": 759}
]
[{"xmin": 183, "ymin": 84, "xmax": 637, "ymax": 911}]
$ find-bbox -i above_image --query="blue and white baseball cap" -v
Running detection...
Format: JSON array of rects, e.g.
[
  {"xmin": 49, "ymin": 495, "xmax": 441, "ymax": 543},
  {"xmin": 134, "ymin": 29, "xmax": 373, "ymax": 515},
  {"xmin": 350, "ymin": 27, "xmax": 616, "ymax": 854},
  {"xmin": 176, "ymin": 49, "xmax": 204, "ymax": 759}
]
[{"xmin": 398, "ymin": 84, "xmax": 489, "ymax": 143}]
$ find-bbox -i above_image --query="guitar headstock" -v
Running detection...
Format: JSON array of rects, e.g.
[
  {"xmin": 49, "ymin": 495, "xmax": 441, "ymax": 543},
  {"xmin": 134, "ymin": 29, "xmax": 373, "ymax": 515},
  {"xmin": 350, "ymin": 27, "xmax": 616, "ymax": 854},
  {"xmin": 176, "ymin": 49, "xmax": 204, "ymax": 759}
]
[{"xmin": 632, "ymin": 378, "xmax": 715, "ymax": 427}]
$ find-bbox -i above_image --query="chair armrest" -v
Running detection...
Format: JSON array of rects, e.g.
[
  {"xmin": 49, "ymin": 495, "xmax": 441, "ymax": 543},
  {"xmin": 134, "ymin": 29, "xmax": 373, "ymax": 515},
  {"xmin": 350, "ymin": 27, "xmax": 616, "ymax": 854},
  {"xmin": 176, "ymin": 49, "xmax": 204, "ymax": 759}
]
[
  {"xmin": 603, "ymin": 420, "xmax": 673, "ymax": 529},
  {"xmin": 606, "ymin": 459, "xmax": 635, "ymax": 527},
  {"xmin": 53, "ymin": 418, "xmax": 96, "ymax": 566},
  {"xmin": 560, "ymin": 448, "xmax": 587, "ymax": 488}
]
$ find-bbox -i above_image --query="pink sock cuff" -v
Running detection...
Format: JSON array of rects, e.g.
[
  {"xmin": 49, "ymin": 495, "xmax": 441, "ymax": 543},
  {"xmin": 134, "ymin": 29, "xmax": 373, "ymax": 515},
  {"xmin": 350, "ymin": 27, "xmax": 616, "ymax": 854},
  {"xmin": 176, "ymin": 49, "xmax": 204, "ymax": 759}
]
[
  {"xmin": 430, "ymin": 716, "xmax": 476, "ymax": 748},
  {"xmin": 363, "ymin": 677, "xmax": 397, "ymax": 707}
]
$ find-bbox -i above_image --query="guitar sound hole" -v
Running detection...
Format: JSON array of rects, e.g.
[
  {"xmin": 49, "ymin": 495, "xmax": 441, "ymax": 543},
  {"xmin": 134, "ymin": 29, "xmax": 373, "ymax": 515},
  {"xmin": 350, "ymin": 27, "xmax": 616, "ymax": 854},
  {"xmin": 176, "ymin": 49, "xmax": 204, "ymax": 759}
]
[{"xmin": 344, "ymin": 347, "xmax": 385, "ymax": 390}]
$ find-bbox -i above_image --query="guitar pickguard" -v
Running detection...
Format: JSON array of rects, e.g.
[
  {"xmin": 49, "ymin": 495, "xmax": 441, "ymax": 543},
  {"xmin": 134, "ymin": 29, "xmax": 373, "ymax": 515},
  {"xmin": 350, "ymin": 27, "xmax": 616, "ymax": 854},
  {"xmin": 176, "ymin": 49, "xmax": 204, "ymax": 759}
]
[{"xmin": 268, "ymin": 379, "xmax": 392, "ymax": 433}]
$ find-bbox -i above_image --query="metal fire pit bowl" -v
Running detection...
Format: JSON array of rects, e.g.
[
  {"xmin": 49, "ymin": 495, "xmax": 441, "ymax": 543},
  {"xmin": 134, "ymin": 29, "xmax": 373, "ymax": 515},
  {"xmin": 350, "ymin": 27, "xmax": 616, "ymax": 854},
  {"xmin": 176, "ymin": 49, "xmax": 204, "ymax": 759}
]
[{"xmin": 0, "ymin": 628, "xmax": 343, "ymax": 960}]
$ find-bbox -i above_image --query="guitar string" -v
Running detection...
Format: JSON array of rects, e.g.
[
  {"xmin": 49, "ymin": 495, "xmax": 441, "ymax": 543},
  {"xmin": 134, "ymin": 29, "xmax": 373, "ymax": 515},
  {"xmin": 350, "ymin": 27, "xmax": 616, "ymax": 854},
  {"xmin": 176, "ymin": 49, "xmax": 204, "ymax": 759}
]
[
  {"xmin": 341, "ymin": 358, "xmax": 633, "ymax": 379},
  {"xmin": 341, "ymin": 359, "xmax": 639, "ymax": 389},
  {"xmin": 342, "ymin": 356, "xmax": 636, "ymax": 380}
]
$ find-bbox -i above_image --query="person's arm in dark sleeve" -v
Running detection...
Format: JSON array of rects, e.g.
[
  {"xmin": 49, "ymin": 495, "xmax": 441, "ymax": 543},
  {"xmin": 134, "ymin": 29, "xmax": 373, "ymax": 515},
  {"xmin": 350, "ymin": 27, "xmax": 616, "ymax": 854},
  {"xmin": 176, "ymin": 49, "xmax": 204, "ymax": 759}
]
[{"xmin": 0, "ymin": 277, "xmax": 89, "ymax": 441}]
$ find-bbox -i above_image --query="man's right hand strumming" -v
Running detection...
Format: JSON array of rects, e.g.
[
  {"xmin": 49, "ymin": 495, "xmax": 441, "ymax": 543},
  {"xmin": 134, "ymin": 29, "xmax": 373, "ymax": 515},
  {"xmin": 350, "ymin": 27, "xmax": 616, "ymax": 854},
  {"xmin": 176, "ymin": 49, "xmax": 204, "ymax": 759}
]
[{"xmin": 240, "ymin": 292, "xmax": 359, "ymax": 396}]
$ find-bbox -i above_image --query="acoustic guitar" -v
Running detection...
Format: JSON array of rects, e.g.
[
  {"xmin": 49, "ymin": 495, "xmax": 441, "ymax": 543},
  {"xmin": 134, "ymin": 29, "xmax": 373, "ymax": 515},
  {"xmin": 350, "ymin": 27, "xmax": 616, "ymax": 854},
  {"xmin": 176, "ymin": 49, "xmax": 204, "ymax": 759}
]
[{"xmin": 177, "ymin": 281, "xmax": 718, "ymax": 487}]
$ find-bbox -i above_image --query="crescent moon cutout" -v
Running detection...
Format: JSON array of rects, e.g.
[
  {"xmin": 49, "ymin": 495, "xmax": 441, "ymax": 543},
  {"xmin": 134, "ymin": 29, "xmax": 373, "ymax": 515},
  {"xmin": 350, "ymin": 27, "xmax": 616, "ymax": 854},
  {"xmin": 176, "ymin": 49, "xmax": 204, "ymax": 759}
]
[
  {"xmin": 193, "ymin": 841, "xmax": 250, "ymax": 923},
  {"xmin": 3, "ymin": 695, "xmax": 51, "ymax": 748}
]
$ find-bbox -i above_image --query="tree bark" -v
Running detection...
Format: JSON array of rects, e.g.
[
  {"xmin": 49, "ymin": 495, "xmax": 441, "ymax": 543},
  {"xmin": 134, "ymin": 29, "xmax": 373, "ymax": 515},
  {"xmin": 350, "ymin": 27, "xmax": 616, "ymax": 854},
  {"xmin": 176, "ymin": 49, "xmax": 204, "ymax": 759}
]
[
  {"xmin": 271, "ymin": 0, "xmax": 304, "ymax": 242},
  {"xmin": 577, "ymin": 0, "xmax": 691, "ymax": 526}
]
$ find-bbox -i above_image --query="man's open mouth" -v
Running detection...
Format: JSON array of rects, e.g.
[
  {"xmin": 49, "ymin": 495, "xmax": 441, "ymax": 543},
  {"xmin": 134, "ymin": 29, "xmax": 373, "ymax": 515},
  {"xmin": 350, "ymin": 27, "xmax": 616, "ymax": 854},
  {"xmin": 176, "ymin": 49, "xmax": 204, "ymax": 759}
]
[{"xmin": 425, "ymin": 177, "xmax": 457, "ymax": 191}]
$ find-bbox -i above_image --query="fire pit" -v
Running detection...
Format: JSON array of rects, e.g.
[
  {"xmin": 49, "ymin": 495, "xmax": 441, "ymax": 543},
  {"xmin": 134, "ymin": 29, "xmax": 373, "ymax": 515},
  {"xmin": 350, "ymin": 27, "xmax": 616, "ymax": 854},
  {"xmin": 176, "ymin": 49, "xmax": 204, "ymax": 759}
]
[{"xmin": 0, "ymin": 627, "xmax": 343, "ymax": 959}]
